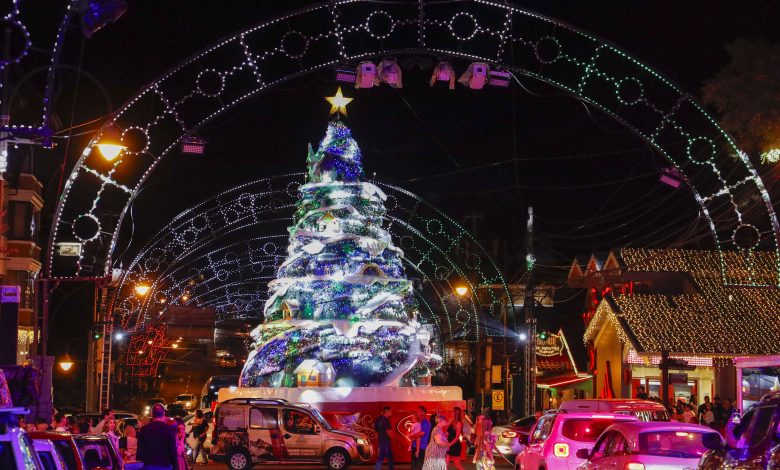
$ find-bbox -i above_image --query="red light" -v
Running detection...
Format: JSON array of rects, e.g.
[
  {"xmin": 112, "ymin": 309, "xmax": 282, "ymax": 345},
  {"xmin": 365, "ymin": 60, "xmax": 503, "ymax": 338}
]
[
  {"xmin": 501, "ymin": 431, "xmax": 517, "ymax": 438},
  {"xmin": 624, "ymin": 463, "xmax": 645, "ymax": 470}
]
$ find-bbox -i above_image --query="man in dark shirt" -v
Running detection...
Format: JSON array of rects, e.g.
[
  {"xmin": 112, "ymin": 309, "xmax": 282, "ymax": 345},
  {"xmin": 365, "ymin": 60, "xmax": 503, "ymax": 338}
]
[
  {"xmin": 137, "ymin": 403, "xmax": 178, "ymax": 470},
  {"xmin": 374, "ymin": 406, "xmax": 394, "ymax": 470},
  {"xmin": 698, "ymin": 396, "xmax": 711, "ymax": 423},
  {"xmin": 712, "ymin": 395, "xmax": 726, "ymax": 427},
  {"xmin": 636, "ymin": 386, "xmax": 649, "ymax": 400}
]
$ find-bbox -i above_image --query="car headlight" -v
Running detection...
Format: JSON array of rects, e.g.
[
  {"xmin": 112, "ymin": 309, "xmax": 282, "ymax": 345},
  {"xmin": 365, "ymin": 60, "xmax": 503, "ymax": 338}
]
[
  {"xmin": 356, "ymin": 437, "xmax": 368, "ymax": 446},
  {"xmin": 186, "ymin": 402, "xmax": 191, "ymax": 407}
]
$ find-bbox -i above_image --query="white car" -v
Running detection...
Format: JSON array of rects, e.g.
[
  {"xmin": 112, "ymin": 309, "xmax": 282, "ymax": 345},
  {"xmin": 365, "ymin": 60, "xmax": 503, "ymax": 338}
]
[
  {"xmin": 0, "ymin": 408, "xmax": 45, "ymax": 469},
  {"xmin": 174, "ymin": 393, "xmax": 197, "ymax": 411},
  {"xmin": 576, "ymin": 421, "xmax": 722, "ymax": 470},
  {"xmin": 516, "ymin": 412, "xmax": 638, "ymax": 470},
  {"xmin": 184, "ymin": 409, "xmax": 214, "ymax": 462}
]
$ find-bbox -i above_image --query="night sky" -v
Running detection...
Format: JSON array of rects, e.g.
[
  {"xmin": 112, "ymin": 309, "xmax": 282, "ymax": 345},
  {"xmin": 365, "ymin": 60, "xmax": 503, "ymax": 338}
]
[{"xmin": 16, "ymin": 1, "xmax": 776, "ymax": 379}]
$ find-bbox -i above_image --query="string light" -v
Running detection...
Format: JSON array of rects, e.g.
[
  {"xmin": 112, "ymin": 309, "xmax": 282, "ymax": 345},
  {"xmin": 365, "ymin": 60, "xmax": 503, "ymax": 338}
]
[
  {"xmin": 585, "ymin": 248, "xmax": 780, "ymax": 356},
  {"xmin": 47, "ymin": 0, "xmax": 779, "ymax": 291}
]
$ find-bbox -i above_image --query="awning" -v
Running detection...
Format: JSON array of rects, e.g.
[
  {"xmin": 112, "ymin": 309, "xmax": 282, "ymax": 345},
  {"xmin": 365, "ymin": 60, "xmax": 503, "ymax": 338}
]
[{"xmin": 536, "ymin": 374, "xmax": 592, "ymax": 389}]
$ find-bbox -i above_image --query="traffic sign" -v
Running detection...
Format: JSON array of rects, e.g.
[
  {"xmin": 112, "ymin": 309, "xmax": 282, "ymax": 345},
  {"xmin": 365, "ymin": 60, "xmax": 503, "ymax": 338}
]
[{"xmin": 491, "ymin": 390, "xmax": 505, "ymax": 410}]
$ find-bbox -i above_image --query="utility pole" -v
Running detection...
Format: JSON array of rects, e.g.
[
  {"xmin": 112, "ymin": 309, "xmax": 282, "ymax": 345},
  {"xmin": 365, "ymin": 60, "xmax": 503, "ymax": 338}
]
[{"xmin": 523, "ymin": 207, "xmax": 537, "ymax": 415}]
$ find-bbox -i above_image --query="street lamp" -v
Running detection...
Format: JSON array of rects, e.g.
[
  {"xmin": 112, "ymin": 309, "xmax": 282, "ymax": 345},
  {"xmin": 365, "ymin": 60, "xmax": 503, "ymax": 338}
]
[
  {"xmin": 454, "ymin": 285, "xmax": 469, "ymax": 297},
  {"xmin": 95, "ymin": 124, "xmax": 127, "ymax": 162},
  {"xmin": 134, "ymin": 283, "xmax": 151, "ymax": 297},
  {"xmin": 58, "ymin": 354, "xmax": 74, "ymax": 372}
]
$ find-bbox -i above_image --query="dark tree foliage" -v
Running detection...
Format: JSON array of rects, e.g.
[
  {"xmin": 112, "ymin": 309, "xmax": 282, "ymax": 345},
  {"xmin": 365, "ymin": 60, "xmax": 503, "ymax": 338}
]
[{"xmin": 702, "ymin": 39, "xmax": 780, "ymax": 157}]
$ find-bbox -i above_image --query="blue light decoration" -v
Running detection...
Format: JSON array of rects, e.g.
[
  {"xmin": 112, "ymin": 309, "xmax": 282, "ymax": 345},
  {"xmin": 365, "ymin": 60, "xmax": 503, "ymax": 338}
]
[
  {"xmin": 240, "ymin": 120, "xmax": 442, "ymax": 387},
  {"xmin": 72, "ymin": 0, "xmax": 128, "ymax": 38}
]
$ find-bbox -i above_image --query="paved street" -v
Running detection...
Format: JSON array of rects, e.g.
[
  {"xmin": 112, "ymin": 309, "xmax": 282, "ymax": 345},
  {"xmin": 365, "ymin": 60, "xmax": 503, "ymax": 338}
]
[{"xmin": 196, "ymin": 461, "xmax": 515, "ymax": 469}]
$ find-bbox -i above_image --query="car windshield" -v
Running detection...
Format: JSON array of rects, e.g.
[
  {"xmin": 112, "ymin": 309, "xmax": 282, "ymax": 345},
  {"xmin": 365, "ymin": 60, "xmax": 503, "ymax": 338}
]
[
  {"xmin": 75, "ymin": 438, "xmax": 117, "ymax": 470},
  {"xmin": 561, "ymin": 419, "xmax": 629, "ymax": 442},
  {"xmin": 309, "ymin": 408, "xmax": 333, "ymax": 431},
  {"xmin": 0, "ymin": 441, "xmax": 16, "ymax": 469},
  {"xmin": 511, "ymin": 416, "xmax": 537, "ymax": 427},
  {"xmin": 638, "ymin": 430, "xmax": 712, "ymax": 458},
  {"xmin": 51, "ymin": 440, "xmax": 78, "ymax": 470},
  {"xmin": 176, "ymin": 395, "xmax": 192, "ymax": 401},
  {"xmin": 149, "ymin": 399, "xmax": 164, "ymax": 404}
]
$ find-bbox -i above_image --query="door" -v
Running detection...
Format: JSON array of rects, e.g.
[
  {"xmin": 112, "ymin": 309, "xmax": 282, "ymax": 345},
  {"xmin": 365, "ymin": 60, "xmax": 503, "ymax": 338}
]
[
  {"xmin": 282, "ymin": 408, "xmax": 322, "ymax": 461},
  {"xmin": 587, "ymin": 431, "xmax": 615, "ymax": 469},
  {"xmin": 248, "ymin": 407, "xmax": 286, "ymax": 462}
]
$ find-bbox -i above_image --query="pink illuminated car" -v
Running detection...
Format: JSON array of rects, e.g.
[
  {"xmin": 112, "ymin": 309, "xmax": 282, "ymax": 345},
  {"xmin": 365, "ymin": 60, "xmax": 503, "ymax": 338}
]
[
  {"xmin": 515, "ymin": 412, "xmax": 638, "ymax": 470},
  {"xmin": 575, "ymin": 421, "xmax": 723, "ymax": 470}
]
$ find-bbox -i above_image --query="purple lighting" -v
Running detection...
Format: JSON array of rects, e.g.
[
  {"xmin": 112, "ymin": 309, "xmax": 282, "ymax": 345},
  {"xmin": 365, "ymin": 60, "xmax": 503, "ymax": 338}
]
[{"xmin": 660, "ymin": 167, "xmax": 683, "ymax": 188}]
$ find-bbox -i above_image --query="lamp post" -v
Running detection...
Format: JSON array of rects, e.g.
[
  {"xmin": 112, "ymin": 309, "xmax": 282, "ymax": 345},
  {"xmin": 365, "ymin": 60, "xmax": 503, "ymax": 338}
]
[{"xmin": 58, "ymin": 353, "xmax": 74, "ymax": 372}]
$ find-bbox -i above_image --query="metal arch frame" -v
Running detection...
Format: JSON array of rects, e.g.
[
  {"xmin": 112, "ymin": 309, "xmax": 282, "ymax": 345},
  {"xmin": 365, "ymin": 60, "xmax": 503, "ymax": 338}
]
[
  {"xmin": 111, "ymin": 175, "xmax": 512, "ymax": 350},
  {"xmin": 47, "ymin": 0, "xmax": 780, "ymax": 286}
]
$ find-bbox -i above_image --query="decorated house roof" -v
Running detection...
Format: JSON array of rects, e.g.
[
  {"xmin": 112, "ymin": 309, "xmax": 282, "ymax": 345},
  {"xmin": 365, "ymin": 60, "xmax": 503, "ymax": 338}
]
[{"xmin": 584, "ymin": 248, "xmax": 780, "ymax": 356}]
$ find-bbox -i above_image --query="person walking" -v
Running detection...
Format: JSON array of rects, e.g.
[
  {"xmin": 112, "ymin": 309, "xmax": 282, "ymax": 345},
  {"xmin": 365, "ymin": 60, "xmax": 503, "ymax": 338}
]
[
  {"xmin": 137, "ymin": 403, "xmax": 178, "ymax": 470},
  {"xmin": 375, "ymin": 406, "xmax": 394, "ymax": 470},
  {"xmin": 410, "ymin": 406, "xmax": 431, "ymax": 470},
  {"xmin": 471, "ymin": 415, "xmax": 485, "ymax": 465},
  {"xmin": 175, "ymin": 417, "xmax": 189, "ymax": 470},
  {"xmin": 422, "ymin": 415, "xmax": 452, "ymax": 470},
  {"xmin": 120, "ymin": 425, "xmax": 138, "ymax": 462},
  {"xmin": 191, "ymin": 409, "xmax": 209, "ymax": 465},
  {"xmin": 474, "ymin": 417, "xmax": 497, "ymax": 470},
  {"xmin": 446, "ymin": 407, "xmax": 465, "ymax": 470}
]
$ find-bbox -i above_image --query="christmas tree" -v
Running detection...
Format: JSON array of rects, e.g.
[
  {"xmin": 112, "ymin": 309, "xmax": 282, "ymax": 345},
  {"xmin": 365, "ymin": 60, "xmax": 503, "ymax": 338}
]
[{"xmin": 241, "ymin": 107, "xmax": 441, "ymax": 388}]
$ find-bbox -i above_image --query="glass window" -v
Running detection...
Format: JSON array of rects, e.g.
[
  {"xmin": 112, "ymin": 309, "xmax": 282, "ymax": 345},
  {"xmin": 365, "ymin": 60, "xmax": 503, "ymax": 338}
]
[
  {"xmin": 512, "ymin": 415, "xmax": 537, "ymax": 427},
  {"xmin": 747, "ymin": 406, "xmax": 777, "ymax": 448},
  {"xmin": 561, "ymin": 418, "xmax": 628, "ymax": 442},
  {"xmin": 638, "ymin": 431, "xmax": 712, "ymax": 459},
  {"xmin": 37, "ymin": 451, "xmax": 56, "ymax": 470},
  {"xmin": 283, "ymin": 409, "xmax": 317, "ymax": 435},
  {"xmin": 75, "ymin": 440, "xmax": 117, "ymax": 470},
  {"xmin": 51, "ymin": 440, "xmax": 77, "ymax": 470},
  {"xmin": 0, "ymin": 442, "xmax": 15, "ymax": 469},
  {"xmin": 18, "ymin": 433, "xmax": 40, "ymax": 470},
  {"xmin": 605, "ymin": 433, "xmax": 627, "ymax": 456},
  {"xmin": 218, "ymin": 405, "xmax": 245, "ymax": 430},
  {"xmin": 530, "ymin": 415, "xmax": 555, "ymax": 444},
  {"xmin": 250, "ymin": 408, "xmax": 278, "ymax": 430},
  {"xmin": 591, "ymin": 432, "xmax": 613, "ymax": 458}
]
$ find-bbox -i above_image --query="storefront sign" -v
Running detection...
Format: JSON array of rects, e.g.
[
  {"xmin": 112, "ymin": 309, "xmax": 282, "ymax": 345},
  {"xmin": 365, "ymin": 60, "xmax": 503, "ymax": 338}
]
[
  {"xmin": 536, "ymin": 333, "xmax": 564, "ymax": 357},
  {"xmin": 669, "ymin": 373, "xmax": 688, "ymax": 384}
]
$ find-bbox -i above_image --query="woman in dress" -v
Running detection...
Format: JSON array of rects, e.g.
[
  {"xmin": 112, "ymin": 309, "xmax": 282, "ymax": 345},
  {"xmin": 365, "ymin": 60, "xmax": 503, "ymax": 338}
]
[
  {"xmin": 471, "ymin": 414, "xmax": 485, "ymax": 464},
  {"xmin": 422, "ymin": 415, "xmax": 452, "ymax": 470},
  {"xmin": 101, "ymin": 417, "xmax": 120, "ymax": 450},
  {"xmin": 174, "ymin": 417, "xmax": 190, "ymax": 470},
  {"xmin": 475, "ymin": 417, "xmax": 497, "ymax": 470},
  {"xmin": 446, "ymin": 407, "xmax": 465, "ymax": 470}
]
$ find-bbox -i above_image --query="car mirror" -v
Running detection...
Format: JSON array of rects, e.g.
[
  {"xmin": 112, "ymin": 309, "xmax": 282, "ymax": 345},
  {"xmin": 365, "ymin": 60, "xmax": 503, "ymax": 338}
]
[
  {"xmin": 702, "ymin": 432, "xmax": 725, "ymax": 450},
  {"xmin": 576, "ymin": 448, "xmax": 591, "ymax": 459}
]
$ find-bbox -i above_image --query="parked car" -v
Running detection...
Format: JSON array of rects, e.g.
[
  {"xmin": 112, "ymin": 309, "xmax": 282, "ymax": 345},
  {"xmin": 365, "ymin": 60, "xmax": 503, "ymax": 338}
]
[
  {"xmin": 575, "ymin": 421, "xmax": 721, "ymax": 469},
  {"xmin": 218, "ymin": 354, "xmax": 238, "ymax": 369},
  {"xmin": 29, "ymin": 431, "xmax": 85, "ymax": 470},
  {"xmin": 142, "ymin": 397, "xmax": 166, "ymax": 417},
  {"xmin": 74, "ymin": 411, "xmax": 139, "ymax": 430},
  {"xmin": 174, "ymin": 393, "xmax": 197, "ymax": 411},
  {"xmin": 493, "ymin": 414, "xmax": 537, "ymax": 459},
  {"xmin": 73, "ymin": 434, "xmax": 123, "ymax": 470},
  {"xmin": 699, "ymin": 390, "xmax": 780, "ymax": 469},
  {"xmin": 32, "ymin": 439, "xmax": 68, "ymax": 470},
  {"xmin": 515, "ymin": 412, "xmax": 638, "ymax": 470},
  {"xmin": 184, "ymin": 409, "xmax": 214, "ymax": 462},
  {"xmin": 212, "ymin": 398, "xmax": 372, "ymax": 470},
  {"xmin": 0, "ymin": 407, "xmax": 45, "ymax": 469},
  {"xmin": 167, "ymin": 403, "xmax": 187, "ymax": 418},
  {"xmin": 559, "ymin": 399, "xmax": 670, "ymax": 422}
]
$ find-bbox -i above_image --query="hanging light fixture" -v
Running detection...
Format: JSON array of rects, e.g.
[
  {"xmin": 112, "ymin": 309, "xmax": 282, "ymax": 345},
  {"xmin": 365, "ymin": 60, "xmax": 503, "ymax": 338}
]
[
  {"xmin": 58, "ymin": 354, "xmax": 74, "ymax": 372},
  {"xmin": 95, "ymin": 124, "xmax": 127, "ymax": 162}
]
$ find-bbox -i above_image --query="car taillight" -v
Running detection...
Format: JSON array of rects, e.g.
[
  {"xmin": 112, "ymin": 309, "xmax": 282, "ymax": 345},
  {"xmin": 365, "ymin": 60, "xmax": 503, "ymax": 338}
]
[
  {"xmin": 553, "ymin": 443, "xmax": 569, "ymax": 458},
  {"xmin": 501, "ymin": 431, "xmax": 518, "ymax": 438},
  {"xmin": 624, "ymin": 463, "xmax": 645, "ymax": 470}
]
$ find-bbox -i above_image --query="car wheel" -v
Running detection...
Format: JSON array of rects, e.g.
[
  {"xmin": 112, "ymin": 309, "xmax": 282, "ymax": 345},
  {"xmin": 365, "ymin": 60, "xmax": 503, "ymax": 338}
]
[
  {"xmin": 325, "ymin": 448, "xmax": 350, "ymax": 470},
  {"xmin": 227, "ymin": 447, "xmax": 252, "ymax": 470}
]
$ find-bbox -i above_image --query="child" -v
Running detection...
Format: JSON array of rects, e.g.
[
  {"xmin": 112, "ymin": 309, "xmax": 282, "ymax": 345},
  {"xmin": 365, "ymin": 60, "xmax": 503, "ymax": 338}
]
[
  {"xmin": 408, "ymin": 413, "xmax": 422, "ymax": 457},
  {"xmin": 475, "ymin": 417, "xmax": 497, "ymax": 470}
]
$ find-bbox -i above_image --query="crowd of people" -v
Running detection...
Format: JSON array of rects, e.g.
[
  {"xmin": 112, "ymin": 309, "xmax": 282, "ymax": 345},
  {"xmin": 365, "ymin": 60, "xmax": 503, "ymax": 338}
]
[
  {"xmin": 21, "ymin": 404, "xmax": 207, "ymax": 470},
  {"xmin": 374, "ymin": 405, "xmax": 499, "ymax": 470},
  {"xmin": 636, "ymin": 386, "xmax": 737, "ymax": 431}
]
